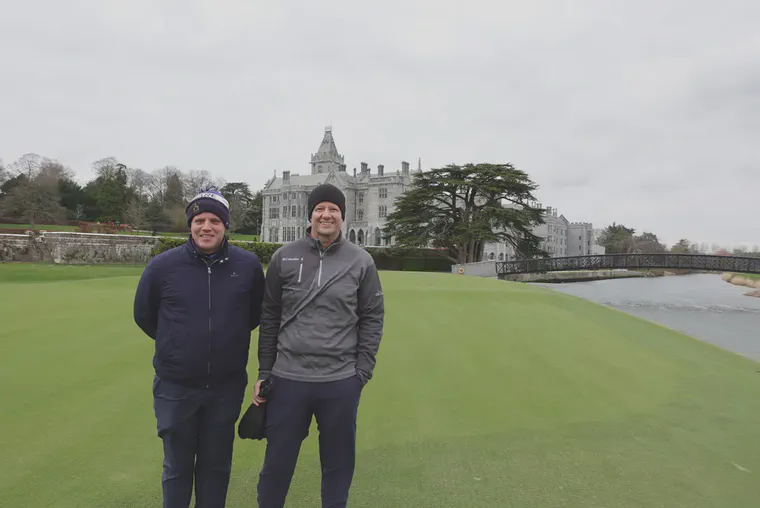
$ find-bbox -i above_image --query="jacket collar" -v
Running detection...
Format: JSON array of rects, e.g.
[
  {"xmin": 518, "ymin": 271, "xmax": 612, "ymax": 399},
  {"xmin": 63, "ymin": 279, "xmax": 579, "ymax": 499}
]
[
  {"xmin": 185, "ymin": 234, "xmax": 230, "ymax": 261},
  {"xmin": 304, "ymin": 227, "xmax": 343, "ymax": 254}
]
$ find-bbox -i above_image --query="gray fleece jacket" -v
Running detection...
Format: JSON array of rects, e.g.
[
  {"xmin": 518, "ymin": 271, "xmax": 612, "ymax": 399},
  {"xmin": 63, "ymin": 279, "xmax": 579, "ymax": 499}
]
[{"xmin": 257, "ymin": 231, "xmax": 385, "ymax": 385}]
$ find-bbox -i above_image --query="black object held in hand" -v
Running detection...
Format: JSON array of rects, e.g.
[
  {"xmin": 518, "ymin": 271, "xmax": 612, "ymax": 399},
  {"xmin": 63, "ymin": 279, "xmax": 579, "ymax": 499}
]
[
  {"xmin": 259, "ymin": 376, "xmax": 274, "ymax": 399},
  {"xmin": 237, "ymin": 377, "xmax": 275, "ymax": 440}
]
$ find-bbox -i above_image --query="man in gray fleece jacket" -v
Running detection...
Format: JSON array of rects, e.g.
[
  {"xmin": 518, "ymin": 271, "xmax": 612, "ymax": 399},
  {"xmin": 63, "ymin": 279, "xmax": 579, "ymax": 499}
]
[{"xmin": 253, "ymin": 183, "xmax": 385, "ymax": 508}]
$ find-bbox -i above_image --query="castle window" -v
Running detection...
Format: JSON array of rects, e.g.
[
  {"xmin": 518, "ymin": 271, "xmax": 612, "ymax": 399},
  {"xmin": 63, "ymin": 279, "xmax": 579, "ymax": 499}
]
[
  {"xmin": 358, "ymin": 192, "xmax": 364, "ymax": 205},
  {"xmin": 378, "ymin": 205, "xmax": 387, "ymax": 218},
  {"xmin": 357, "ymin": 209, "xmax": 364, "ymax": 220},
  {"xmin": 379, "ymin": 187, "xmax": 388, "ymax": 199}
]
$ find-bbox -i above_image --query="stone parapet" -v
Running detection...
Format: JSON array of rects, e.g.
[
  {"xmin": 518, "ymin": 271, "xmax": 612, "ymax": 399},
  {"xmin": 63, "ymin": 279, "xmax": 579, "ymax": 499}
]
[{"xmin": 0, "ymin": 232, "xmax": 164, "ymax": 264}]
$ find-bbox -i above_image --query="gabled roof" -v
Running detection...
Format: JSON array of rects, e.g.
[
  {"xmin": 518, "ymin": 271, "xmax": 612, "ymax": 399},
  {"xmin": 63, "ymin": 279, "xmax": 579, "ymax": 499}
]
[
  {"xmin": 263, "ymin": 172, "xmax": 330, "ymax": 191},
  {"xmin": 324, "ymin": 170, "xmax": 351, "ymax": 188}
]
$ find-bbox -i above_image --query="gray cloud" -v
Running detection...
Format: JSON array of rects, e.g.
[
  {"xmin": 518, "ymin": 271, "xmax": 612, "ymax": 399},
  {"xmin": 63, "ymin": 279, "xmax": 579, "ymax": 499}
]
[{"xmin": 1, "ymin": 0, "xmax": 758, "ymax": 247}]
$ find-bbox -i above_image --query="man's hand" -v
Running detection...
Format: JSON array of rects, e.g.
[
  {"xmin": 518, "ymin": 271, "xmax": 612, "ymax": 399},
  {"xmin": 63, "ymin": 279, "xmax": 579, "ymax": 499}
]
[{"xmin": 252, "ymin": 380, "xmax": 267, "ymax": 406}]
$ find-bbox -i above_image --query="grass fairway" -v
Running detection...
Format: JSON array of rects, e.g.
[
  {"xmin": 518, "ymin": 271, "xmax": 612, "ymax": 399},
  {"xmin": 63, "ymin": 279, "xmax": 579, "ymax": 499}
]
[{"xmin": 1, "ymin": 265, "xmax": 759, "ymax": 507}]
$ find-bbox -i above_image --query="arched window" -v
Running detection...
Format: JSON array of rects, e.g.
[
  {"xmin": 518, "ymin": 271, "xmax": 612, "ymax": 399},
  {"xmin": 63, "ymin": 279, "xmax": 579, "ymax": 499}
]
[
  {"xmin": 358, "ymin": 229, "xmax": 365, "ymax": 245},
  {"xmin": 349, "ymin": 230, "xmax": 356, "ymax": 243},
  {"xmin": 374, "ymin": 228, "xmax": 382, "ymax": 246}
]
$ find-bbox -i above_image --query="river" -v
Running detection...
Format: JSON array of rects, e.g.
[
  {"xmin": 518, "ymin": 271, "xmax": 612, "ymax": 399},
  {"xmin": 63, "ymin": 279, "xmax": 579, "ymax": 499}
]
[{"xmin": 536, "ymin": 273, "xmax": 760, "ymax": 363}]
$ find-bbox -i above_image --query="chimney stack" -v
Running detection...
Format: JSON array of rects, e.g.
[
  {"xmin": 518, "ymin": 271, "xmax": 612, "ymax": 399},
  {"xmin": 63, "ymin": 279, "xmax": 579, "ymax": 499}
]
[
  {"xmin": 401, "ymin": 161, "xmax": 410, "ymax": 175},
  {"xmin": 353, "ymin": 167, "xmax": 357, "ymax": 177},
  {"xmin": 282, "ymin": 171, "xmax": 290, "ymax": 183},
  {"xmin": 361, "ymin": 162, "xmax": 368, "ymax": 174},
  {"xmin": 378, "ymin": 164, "xmax": 384, "ymax": 176}
]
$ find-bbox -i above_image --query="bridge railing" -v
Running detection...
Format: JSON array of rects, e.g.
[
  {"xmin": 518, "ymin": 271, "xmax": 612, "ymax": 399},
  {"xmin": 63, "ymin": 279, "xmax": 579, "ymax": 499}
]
[{"xmin": 495, "ymin": 253, "xmax": 760, "ymax": 275}]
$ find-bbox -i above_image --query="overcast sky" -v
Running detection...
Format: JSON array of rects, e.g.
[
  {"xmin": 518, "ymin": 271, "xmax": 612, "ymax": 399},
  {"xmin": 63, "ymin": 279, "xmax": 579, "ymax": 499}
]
[{"xmin": 1, "ymin": 0, "xmax": 758, "ymax": 248}]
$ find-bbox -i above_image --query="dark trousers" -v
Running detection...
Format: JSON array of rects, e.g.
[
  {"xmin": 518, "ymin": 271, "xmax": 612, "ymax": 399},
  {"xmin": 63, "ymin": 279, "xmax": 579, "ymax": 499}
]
[
  {"xmin": 153, "ymin": 375, "xmax": 246, "ymax": 508},
  {"xmin": 256, "ymin": 375, "xmax": 363, "ymax": 508}
]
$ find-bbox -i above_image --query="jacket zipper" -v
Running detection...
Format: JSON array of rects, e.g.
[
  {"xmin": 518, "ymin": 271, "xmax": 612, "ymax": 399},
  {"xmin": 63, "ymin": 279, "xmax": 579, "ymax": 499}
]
[
  {"xmin": 298, "ymin": 257, "xmax": 303, "ymax": 283},
  {"xmin": 316, "ymin": 242, "xmax": 335, "ymax": 287},
  {"xmin": 205, "ymin": 258, "xmax": 220, "ymax": 388},
  {"xmin": 207, "ymin": 264, "xmax": 212, "ymax": 387}
]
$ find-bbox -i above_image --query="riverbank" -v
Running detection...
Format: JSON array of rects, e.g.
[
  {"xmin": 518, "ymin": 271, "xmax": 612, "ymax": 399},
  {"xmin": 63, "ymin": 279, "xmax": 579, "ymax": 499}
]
[
  {"xmin": 501, "ymin": 269, "xmax": 652, "ymax": 283},
  {"xmin": 722, "ymin": 272, "xmax": 760, "ymax": 297}
]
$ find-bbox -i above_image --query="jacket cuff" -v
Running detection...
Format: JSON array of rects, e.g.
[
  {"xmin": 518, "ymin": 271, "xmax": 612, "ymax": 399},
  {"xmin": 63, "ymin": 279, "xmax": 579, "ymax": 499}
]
[{"xmin": 356, "ymin": 370, "xmax": 369, "ymax": 386}]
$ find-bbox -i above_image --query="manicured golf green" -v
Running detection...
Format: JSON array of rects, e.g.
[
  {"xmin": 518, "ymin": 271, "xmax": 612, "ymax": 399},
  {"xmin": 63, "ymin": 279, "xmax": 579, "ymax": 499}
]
[{"xmin": 1, "ymin": 263, "xmax": 758, "ymax": 507}]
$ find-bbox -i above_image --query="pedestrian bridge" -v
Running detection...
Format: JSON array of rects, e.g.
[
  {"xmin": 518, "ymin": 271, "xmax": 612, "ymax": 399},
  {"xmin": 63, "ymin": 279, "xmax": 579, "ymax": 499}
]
[{"xmin": 496, "ymin": 253, "xmax": 760, "ymax": 276}]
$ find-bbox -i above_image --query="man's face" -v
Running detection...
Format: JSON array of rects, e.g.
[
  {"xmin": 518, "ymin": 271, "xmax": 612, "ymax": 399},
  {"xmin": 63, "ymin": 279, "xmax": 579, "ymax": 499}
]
[
  {"xmin": 311, "ymin": 201, "xmax": 343, "ymax": 239},
  {"xmin": 191, "ymin": 212, "xmax": 225, "ymax": 253}
]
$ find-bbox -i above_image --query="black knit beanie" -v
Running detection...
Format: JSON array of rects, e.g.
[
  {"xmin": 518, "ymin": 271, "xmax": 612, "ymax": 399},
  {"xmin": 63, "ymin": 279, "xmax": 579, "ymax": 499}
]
[{"xmin": 308, "ymin": 183, "xmax": 346, "ymax": 220}]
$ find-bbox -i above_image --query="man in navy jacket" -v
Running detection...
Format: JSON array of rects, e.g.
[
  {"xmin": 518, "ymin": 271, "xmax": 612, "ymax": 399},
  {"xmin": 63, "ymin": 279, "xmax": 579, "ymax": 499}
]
[{"xmin": 134, "ymin": 189, "xmax": 266, "ymax": 508}]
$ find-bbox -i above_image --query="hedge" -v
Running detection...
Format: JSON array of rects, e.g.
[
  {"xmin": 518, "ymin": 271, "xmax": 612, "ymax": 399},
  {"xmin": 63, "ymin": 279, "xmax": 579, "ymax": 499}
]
[
  {"xmin": 149, "ymin": 238, "xmax": 454, "ymax": 272},
  {"xmin": 363, "ymin": 247, "xmax": 453, "ymax": 272},
  {"xmin": 150, "ymin": 237, "xmax": 282, "ymax": 264}
]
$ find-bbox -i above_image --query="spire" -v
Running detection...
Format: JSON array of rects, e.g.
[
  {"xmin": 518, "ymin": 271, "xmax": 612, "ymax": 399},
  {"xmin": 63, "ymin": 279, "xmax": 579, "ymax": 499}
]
[
  {"xmin": 311, "ymin": 125, "xmax": 345, "ymax": 174},
  {"xmin": 417, "ymin": 158, "xmax": 422, "ymax": 172},
  {"xmin": 317, "ymin": 126, "xmax": 338, "ymax": 157}
]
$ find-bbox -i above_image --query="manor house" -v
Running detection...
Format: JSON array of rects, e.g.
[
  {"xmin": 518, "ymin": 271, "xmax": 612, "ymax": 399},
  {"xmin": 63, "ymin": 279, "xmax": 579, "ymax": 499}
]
[
  {"xmin": 260, "ymin": 127, "xmax": 416, "ymax": 245},
  {"xmin": 482, "ymin": 205, "xmax": 605, "ymax": 261}
]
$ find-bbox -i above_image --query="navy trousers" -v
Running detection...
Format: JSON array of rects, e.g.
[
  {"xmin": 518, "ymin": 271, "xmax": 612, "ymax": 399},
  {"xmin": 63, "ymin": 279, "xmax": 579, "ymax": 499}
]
[
  {"xmin": 153, "ymin": 375, "xmax": 246, "ymax": 508},
  {"xmin": 256, "ymin": 375, "xmax": 364, "ymax": 508}
]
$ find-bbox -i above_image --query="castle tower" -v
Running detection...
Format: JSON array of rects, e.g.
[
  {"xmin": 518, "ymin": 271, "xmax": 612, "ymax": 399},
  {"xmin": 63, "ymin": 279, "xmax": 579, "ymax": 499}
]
[{"xmin": 310, "ymin": 126, "xmax": 346, "ymax": 174}]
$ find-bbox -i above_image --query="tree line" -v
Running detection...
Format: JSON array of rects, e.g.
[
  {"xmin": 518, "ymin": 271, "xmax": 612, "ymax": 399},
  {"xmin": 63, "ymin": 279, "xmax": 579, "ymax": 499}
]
[
  {"xmin": 0, "ymin": 154, "xmax": 262, "ymax": 234},
  {"xmin": 597, "ymin": 223, "xmax": 760, "ymax": 258},
  {"xmin": 380, "ymin": 163, "xmax": 758, "ymax": 263},
  {"xmin": 2, "ymin": 154, "xmax": 753, "ymax": 261}
]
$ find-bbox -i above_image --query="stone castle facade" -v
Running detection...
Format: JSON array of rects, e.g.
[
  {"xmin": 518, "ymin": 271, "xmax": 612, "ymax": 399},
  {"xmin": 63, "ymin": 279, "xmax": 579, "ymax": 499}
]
[
  {"xmin": 482, "ymin": 204, "xmax": 605, "ymax": 261},
  {"xmin": 260, "ymin": 126, "xmax": 603, "ymax": 260},
  {"xmin": 260, "ymin": 127, "xmax": 416, "ymax": 246}
]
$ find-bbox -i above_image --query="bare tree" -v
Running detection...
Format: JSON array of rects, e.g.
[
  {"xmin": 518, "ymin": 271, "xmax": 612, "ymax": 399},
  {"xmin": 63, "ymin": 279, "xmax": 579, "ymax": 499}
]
[
  {"xmin": 227, "ymin": 194, "xmax": 250, "ymax": 233},
  {"xmin": 0, "ymin": 158, "xmax": 7, "ymax": 187},
  {"xmin": 126, "ymin": 167, "xmax": 152, "ymax": 199},
  {"xmin": 1, "ymin": 154, "xmax": 69, "ymax": 229},
  {"xmin": 9, "ymin": 153, "xmax": 43, "ymax": 178},
  {"xmin": 92, "ymin": 157, "xmax": 122, "ymax": 179},
  {"xmin": 124, "ymin": 197, "xmax": 148, "ymax": 232},
  {"xmin": 150, "ymin": 166, "xmax": 182, "ymax": 203},
  {"xmin": 183, "ymin": 169, "xmax": 216, "ymax": 200},
  {"xmin": 1, "ymin": 179, "xmax": 65, "ymax": 230},
  {"xmin": 38, "ymin": 160, "xmax": 73, "ymax": 186}
]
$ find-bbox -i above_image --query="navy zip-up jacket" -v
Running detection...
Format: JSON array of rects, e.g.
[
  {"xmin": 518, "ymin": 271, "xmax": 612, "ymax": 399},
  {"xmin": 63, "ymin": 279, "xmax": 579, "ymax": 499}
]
[{"xmin": 133, "ymin": 238, "xmax": 266, "ymax": 388}]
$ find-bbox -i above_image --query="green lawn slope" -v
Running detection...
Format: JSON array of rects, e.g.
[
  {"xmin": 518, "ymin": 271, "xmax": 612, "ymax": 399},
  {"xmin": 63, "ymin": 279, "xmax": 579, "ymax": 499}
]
[{"xmin": 0, "ymin": 265, "xmax": 758, "ymax": 507}]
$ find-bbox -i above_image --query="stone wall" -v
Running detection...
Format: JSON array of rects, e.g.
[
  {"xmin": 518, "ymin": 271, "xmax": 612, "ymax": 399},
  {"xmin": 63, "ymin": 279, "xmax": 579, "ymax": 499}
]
[
  {"xmin": 452, "ymin": 261, "xmax": 497, "ymax": 277},
  {"xmin": 0, "ymin": 234, "xmax": 44, "ymax": 262},
  {"xmin": 0, "ymin": 232, "xmax": 164, "ymax": 264}
]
